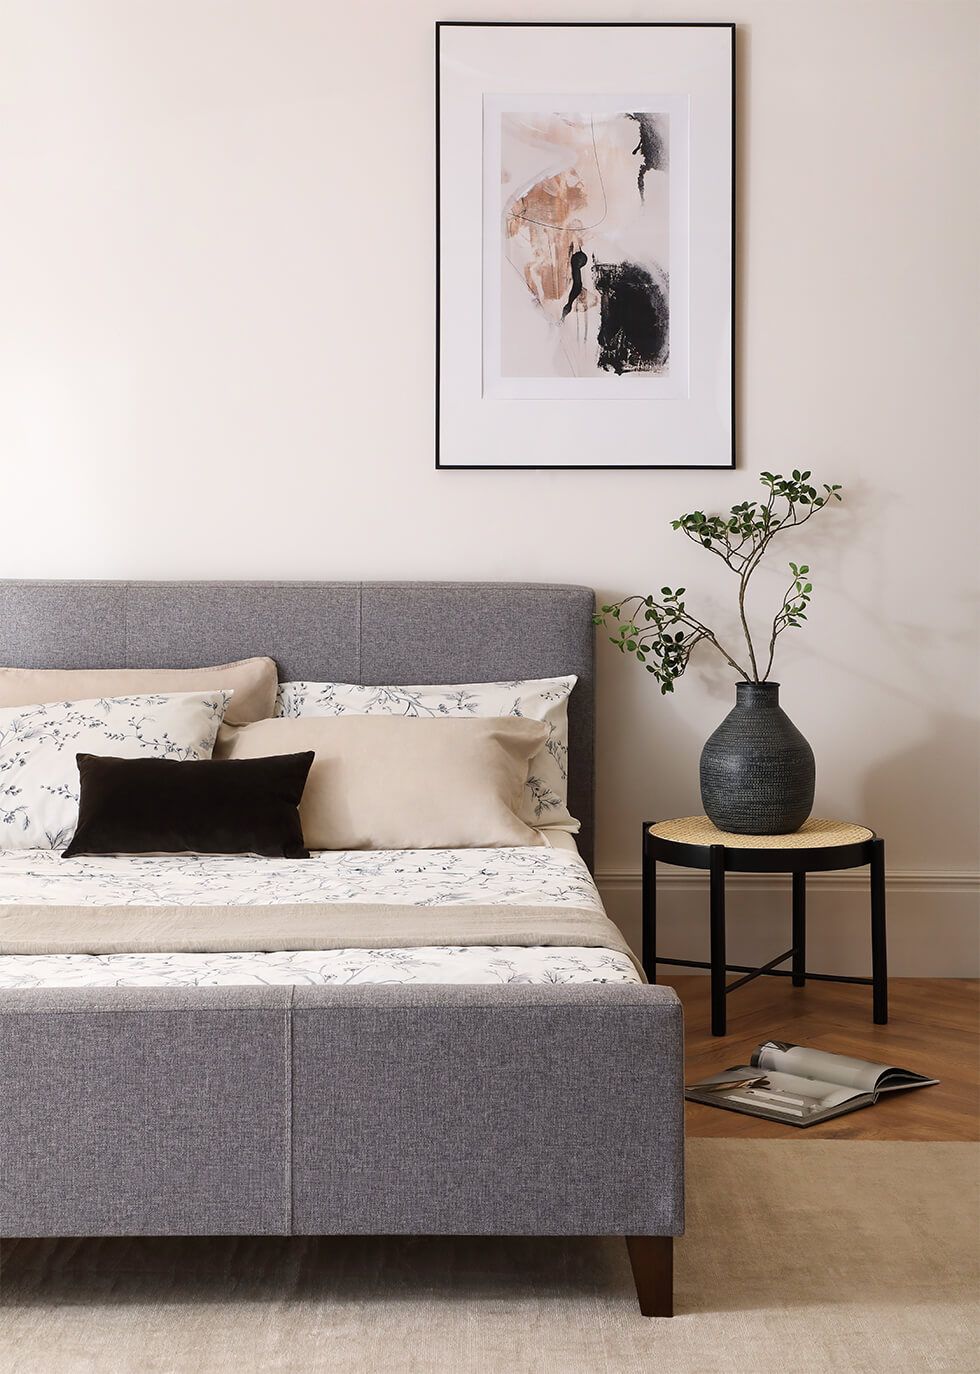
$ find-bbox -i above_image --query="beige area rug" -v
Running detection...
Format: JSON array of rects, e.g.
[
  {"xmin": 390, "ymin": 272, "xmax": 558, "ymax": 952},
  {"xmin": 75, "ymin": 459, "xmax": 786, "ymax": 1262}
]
[{"xmin": 1, "ymin": 1142, "xmax": 977, "ymax": 1374}]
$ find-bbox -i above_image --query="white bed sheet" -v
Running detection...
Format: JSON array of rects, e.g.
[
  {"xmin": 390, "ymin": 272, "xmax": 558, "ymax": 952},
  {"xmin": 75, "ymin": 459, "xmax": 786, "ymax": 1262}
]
[{"xmin": 0, "ymin": 846, "xmax": 640, "ymax": 989}]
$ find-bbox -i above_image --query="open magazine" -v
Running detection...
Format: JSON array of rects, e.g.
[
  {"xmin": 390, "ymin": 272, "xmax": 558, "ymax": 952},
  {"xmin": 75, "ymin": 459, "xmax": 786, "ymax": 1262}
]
[{"xmin": 685, "ymin": 1040, "xmax": 938, "ymax": 1127}]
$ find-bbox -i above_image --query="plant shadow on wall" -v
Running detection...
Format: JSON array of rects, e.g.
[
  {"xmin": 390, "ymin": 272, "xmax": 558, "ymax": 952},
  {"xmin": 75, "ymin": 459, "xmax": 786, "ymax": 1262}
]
[
  {"xmin": 788, "ymin": 479, "xmax": 980, "ymax": 862},
  {"xmin": 594, "ymin": 472, "xmax": 844, "ymax": 835}
]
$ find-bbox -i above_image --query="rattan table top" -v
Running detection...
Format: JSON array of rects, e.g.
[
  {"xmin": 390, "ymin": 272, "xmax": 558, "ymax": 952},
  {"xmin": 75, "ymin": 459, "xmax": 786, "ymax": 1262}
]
[{"xmin": 648, "ymin": 816, "xmax": 874, "ymax": 849}]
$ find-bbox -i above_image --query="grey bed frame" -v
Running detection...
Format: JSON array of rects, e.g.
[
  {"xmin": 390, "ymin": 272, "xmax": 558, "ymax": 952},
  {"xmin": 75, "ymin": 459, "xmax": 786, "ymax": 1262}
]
[{"xmin": 0, "ymin": 581, "xmax": 684, "ymax": 1318}]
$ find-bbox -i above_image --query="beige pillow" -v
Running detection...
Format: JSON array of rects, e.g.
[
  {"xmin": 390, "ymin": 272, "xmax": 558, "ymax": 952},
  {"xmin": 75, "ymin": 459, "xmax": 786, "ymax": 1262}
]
[
  {"xmin": 0, "ymin": 658, "xmax": 278, "ymax": 727},
  {"xmin": 217, "ymin": 715, "xmax": 549, "ymax": 850}
]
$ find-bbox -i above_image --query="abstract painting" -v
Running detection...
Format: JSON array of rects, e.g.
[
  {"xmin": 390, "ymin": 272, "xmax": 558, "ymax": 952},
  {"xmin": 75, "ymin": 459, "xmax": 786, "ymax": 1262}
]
[
  {"xmin": 437, "ymin": 22, "xmax": 734, "ymax": 468},
  {"xmin": 499, "ymin": 109, "xmax": 671, "ymax": 380}
]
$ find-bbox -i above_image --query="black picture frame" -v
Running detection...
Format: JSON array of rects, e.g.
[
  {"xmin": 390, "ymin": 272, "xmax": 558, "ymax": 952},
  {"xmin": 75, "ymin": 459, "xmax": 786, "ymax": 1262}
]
[{"xmin": 435, "ymin": 20, "xmax": 736, "ymax": 471}]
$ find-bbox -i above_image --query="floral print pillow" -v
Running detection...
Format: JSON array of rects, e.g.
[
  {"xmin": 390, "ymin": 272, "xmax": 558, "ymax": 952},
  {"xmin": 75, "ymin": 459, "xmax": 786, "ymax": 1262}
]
[
  {"xmin": 0, "ymin": 691, "xmax": 230, "ymax": 850},
  {"xmin": 276, "ymin": 677, "xmax": 578, "ymax": 834}
]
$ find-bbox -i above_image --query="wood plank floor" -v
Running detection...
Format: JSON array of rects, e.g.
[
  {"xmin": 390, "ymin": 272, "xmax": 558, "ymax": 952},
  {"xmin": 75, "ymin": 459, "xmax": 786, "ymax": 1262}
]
[{"xmin": 670, "ymin": 976, "xmax": 979, "ymax": 1140}]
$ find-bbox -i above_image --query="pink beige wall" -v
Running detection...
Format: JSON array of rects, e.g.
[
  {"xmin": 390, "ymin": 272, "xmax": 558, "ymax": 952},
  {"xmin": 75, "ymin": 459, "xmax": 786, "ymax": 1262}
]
[{"xmin": 1, "ymin": 1, "xmax": 977, "ymax": 971}]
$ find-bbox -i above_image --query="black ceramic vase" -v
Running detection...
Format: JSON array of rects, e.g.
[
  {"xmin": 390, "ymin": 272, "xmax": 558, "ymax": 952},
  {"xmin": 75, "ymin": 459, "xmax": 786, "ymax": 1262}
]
[{"xmin": 699, "ymin": 681, "xmax": 815, "ymax": 835}]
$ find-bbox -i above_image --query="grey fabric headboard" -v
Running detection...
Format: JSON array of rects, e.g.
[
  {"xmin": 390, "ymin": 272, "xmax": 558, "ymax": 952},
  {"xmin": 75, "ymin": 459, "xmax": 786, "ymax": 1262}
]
[{"xmin": 0, "ymin": 581, "xmax": 596, "ymax": 869}]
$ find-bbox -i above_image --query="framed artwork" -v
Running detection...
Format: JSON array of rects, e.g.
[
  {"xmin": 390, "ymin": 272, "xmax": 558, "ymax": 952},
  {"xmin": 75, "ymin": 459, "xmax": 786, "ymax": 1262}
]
[{"xmin": 436, "ymin": 21, "xmax": 735, "ymax": 470}]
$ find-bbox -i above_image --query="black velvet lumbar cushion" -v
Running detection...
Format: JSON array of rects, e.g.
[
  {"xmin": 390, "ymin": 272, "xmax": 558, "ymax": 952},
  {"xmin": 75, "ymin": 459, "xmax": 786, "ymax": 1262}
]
[{"xmin": 63, "ymin": 752, "xmax": 315, "ymax": 859}]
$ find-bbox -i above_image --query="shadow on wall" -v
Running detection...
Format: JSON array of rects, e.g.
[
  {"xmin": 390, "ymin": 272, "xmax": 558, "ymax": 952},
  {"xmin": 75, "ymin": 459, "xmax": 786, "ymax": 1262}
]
[
  {"xmin": 800, "ymin": 486, "xmax": 979, "ymax": 858},
  {"xmin": 594, "ymin": 645, "xmax": 706, "ymax": 857},
  {"xmin": 862, "ymin": 709, "xmax": 980, "ymax": 863}
]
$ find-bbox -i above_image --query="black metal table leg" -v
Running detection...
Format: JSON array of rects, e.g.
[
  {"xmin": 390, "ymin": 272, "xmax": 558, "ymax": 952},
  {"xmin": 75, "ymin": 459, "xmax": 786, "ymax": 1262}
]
[
  {"xmin": 709, "ymin": 844, "xmax": 727, "ymax": 1036},
  {"xmin": 642, "ymin": 822, "xmax": 657, "ymax": 983},
  {"xmin": 870, "ymin": 837, "xmax": 888, "ymax": 1024},
  {"xmin": 792, "ymin": 871, "xmax": 806, "ymax": 987}
]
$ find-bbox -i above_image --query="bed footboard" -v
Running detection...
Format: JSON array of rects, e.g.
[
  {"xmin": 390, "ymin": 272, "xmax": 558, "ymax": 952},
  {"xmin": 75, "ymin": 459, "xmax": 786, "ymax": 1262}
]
[
  {"xmin": 291, "ymin": 984, "xmax": 684, "ymax": 1238},
  {"xmin": 0, "ymin": 986, "xmax": 293, "ymax": 1237},
  {"xmin": 0, "ymin": 982, "xmax": 684, "ymax": 1312}
]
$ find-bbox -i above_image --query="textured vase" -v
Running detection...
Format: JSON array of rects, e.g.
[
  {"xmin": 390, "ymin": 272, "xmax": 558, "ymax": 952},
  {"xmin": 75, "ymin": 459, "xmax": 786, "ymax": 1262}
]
[{"xmin": 699, "ymin": 681, "xmax": 815, "ymax": 835}]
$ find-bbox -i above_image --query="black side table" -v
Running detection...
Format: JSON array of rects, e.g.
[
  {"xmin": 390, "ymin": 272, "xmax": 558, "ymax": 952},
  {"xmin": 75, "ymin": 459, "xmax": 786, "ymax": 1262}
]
[{"xmin": 642, "ymin": 816, "xmax": 887, "ymax": 1037}]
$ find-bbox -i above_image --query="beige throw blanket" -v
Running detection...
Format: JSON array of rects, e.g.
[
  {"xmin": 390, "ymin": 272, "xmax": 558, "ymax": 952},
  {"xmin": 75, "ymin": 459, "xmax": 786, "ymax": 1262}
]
[{"xmin": 0, "ymin": 902, "xmax": 643, "ymax": 975}]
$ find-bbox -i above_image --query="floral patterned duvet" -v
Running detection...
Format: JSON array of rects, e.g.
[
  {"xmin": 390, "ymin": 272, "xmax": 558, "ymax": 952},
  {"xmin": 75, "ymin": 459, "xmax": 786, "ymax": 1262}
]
[{"xmin": 0, "ymin": 846, "xmax": 640, "ymax": 989}]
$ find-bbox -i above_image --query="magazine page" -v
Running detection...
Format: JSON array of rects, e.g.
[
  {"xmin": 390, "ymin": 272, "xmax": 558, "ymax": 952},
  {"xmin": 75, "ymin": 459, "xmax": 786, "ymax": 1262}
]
[
  {"xmin": 873, "ymin": 1066, "xmax": 940, "ymax": 1091},
  {"xmin": 687, "ymin": 1067, "xmax": 867, "ymax": 1123},
  {"xmin": 751, "ymin": 1040, "xmax": 892, "ymax": 1092}
]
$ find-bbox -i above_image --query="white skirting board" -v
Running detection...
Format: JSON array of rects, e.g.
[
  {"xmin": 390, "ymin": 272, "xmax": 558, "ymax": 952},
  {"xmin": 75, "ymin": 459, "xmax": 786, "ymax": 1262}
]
[{"xmin": 598, "ymin": 871, "xmax": 980, "ymax": 978}]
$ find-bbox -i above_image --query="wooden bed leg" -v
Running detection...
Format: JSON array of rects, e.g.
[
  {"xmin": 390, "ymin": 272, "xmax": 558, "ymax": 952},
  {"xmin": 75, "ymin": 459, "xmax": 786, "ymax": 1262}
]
[{"xmin": 626, "ymin": 1235, "xmax": 673, "ymax": 1317}]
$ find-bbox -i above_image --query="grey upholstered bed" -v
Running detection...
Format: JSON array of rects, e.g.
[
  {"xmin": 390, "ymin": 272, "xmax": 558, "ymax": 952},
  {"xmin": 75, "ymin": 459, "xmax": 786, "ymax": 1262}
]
[{"xmin": 0, "ymin": 581, "xmax": 684, "ymax": 1318}]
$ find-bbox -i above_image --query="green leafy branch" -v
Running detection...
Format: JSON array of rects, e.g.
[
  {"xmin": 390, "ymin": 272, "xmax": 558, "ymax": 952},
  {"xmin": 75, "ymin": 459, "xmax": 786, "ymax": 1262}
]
[
  {"xmin": 594, "ymin": 471, "xmax": 843, "ymax": 694},
  {"xmin": 763, "ymin": 561, "xmax": 812, "ymax": 680}
]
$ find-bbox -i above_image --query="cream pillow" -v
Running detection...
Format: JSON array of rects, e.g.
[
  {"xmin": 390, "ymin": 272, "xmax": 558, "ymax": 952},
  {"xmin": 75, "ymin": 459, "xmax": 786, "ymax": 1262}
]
[
  {"xmin": 217, "ymin": 715, "xmax": 549, "ymax": 850},
  {"xmin": 273, "ymin": 676, "xmax": 578, "ymax": 833},
  {"xmin": 0, "ymin": 658, "xmax": 277, "ymax": 728}
]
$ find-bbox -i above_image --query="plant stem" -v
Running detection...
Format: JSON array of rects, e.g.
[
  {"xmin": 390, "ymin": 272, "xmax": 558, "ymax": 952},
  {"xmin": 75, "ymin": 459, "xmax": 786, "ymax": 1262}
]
[
  {"xmin": 762, "ymin": 573, "xmax": 798, "ymax": 680},
  {"xmin": 737, "ymin": 572, "xmax": 760, "ymax": 681},
  {"xmin": 702, "ymin": 631, "xmax": 753, "ymax": 681}
]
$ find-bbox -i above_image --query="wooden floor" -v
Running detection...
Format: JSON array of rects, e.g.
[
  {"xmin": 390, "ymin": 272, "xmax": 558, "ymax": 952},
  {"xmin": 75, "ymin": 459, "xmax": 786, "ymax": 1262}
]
[{"xmin": 671, "ymin": 976, "xmax": 979, "ymax": 1141}]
